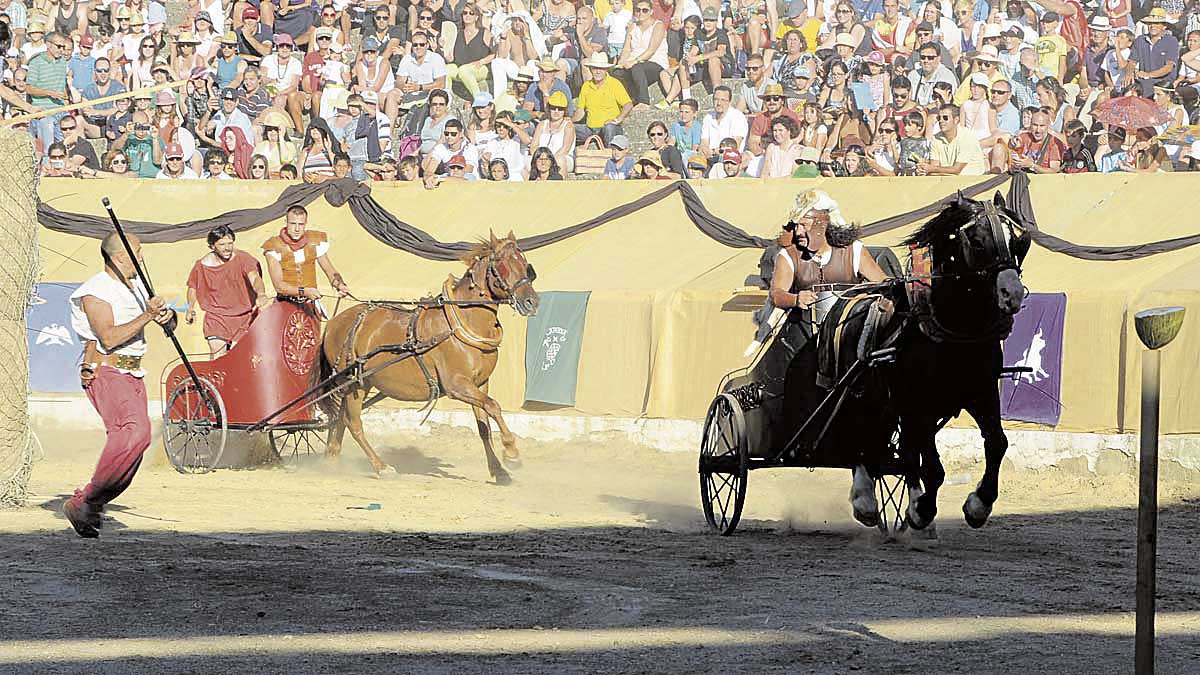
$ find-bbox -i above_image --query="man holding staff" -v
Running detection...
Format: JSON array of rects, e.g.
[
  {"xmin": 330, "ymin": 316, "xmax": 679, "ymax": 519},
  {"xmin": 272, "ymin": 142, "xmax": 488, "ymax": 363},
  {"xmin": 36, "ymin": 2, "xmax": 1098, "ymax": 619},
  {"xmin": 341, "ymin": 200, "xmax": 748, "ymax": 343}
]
[{"xmin": 64, "ymin": 233, "xmax": 175, "ymax": 538}]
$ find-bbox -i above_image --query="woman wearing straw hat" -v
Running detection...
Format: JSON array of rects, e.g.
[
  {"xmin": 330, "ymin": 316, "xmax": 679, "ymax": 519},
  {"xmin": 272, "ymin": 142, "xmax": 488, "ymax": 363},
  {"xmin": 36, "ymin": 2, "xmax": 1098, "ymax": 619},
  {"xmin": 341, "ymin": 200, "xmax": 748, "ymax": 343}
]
[{"xmin": 254, "ymin": 109, "xmax": 299, "ymax": 174}]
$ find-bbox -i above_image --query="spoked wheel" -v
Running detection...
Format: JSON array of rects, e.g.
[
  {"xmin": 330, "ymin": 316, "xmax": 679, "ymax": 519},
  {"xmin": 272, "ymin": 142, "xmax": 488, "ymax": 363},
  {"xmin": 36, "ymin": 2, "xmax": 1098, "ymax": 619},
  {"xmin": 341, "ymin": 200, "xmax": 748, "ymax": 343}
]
[
  {"xmin": 162, "ymin": 377, "xmax": 227, "ymax": 474},
  {"xmin": 699, "ymin": 393, "xmax": 749, "ymax": 535},
  {"xmin": 876, "ymin": 474, "xmax": 909, "ymax": 537},
  {"xmin": 269, "ymin": 424, "xmax": 327, "ymax": 468}
]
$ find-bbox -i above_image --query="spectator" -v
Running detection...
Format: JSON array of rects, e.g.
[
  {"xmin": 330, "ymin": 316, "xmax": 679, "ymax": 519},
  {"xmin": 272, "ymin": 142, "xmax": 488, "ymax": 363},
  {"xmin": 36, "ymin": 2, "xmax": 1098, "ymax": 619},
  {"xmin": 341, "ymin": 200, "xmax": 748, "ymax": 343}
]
[
  {"xmin": 446, "ymin": 3, "xmax": 493, "ymax": 100},
  {"xmin": 685, "ymin": 153, "xmax": 708, "ymax": 178},
  {"xmin": 487, "ymin": 158, "xmax": 511, "ymax": 181},
  {"xmin": 573, "ymin": 52, "xmax": 630, "ymax": 144},
  {"xmin": 1034, "ymin": 11, "xmax": 1069, "ymax": 81},
  {"xmin": 646, "ymin": 120, "xmax": 684, "ymax": 177},
  {"xmin": 260, "ymin": 33, "xmax": 305, "ymax": 131},
  {"xmin": 129, "ymin": 34, "xmax": 158, "ymax": 89},
  {"xmin": 248, "ymin": 154, "xmax": 271, "ymax": 179},
  {"xmin": 864, "ymin": 120, "xmax": 901, "ymax": 176},
  {"xmin": 98, "ymin": 149, "xmax": 133, "ymax": 178},
  {"xmin": 203, "ymin": 149, "xmax": 233, "ymax": 179},
  {"xmin": 738, "ymin": 53, "xmax": 773, "ymax": 114},
  {"xmin": 237, "ymin": 7, "xmax": 274, "ymax": 65},
  {"xmin": 364, "ymin": 5, "xmax": 405, "ymax": 72},
  {"xmin": 172, "ymin": 31, "xmax": 205, "ymax": 82},
  {"xmin": 798, "ymin": 102, "xmax": 828, "ymax": 155},
  {"xmin": 1010, "ymin": 46, "xmax": 1044, "ymax": 111},
  {"xmin": 747, "ymin": 82, "xmax": 799, "ymax": 157},
  {"xmin": 81, "ymin": 57, "xmax": 125, "ymax": 138},
  {"xmin": 773, "ymin": 29, "xmax": 814, "ymax": 99},
  {"xmin": 711, "ymin": 146, "xmax": 746, "ymax": 178},
  {"xmin": 254, "ymin": 111, "xmax": 299, "ymax": 175},
  {"xmin": 895, "ymin": 110, "xmax": 930, "ymax": 176},
  {"xmin": 614, "ymin": 0, "xmax": 668, "ymax": 109},
  {"xmin": 468, "ymin": 92, "xmax": 497, "ymax": 145},
  {"xmin": 918, "ymin": 103, "xmax": 987, "ymax": 175},
  {"xmin": 41, "ymin": 142, "xmax": 74, "ymax": 177},
  {"xmin": 669, "ymin": 98, "xmax": 702, "ymax": 161},
  {"xmin": 1133, "ymin": 9, "xmax": 1180, "ymax": 98},
  {"xmin": 961, "ymin": 72, "xmax": 996, "ymax": 141},
  {"xmin": 526, "ymin": 55, "xmax": 575, "ymax": 119},
  {"xmin": 990, "ymin": 79, "xmax": 1021, "ymax": 135},
  {"xmin": 1060, "ymin": 119, "xmax": 1095, "ymax": 173},
  {"xmin": 157, "ymin": 142, "xmax": 199, "ymax": 179},
  {"xmin": 662, "ymin": 16, "xmax": 703, "ymax": 107},
  {"xmin": 635, "ymin": 151, "xmax": 668, "ymax": 179},
  {"xmin": 220, "ymin": 126, "xmax": 256, "ymax": 178},
  {"xmin": 529, "ymin": 146, "xmax": 564, "ymax": 180},
  {"xmin": 307, "ymin": 5, "xmax": 349, "ymax": 54},
  {"xmin": 239, "ymin": 67, "xmax": 272, "ymax": 133},
  {"xmin": 792, "ymin": 145, "xmax": 820, "ymax": 177},
  {"xmin": 1035, "ymin": 75, "xmax": 1074, "ymax": 133},
  {"xmin": 699, "ymin": 85, "xmax": 747, "ymax": 158},
  {"xmin": 59, "ymin": 114, "xmax": 99, "ymax": 170},
  {"xmin": 490, "ymin": 13, "xmax": 541, "ymax": 101},
  {"xmin": 273, "ymin": 0, "xmax": 318, "ymax": 46},
  {"xmin": 424, "ymin": 118, "xmax": 479, "ymax": 178},
  {"xmin": 532, "ymin": 89, "xmax": 576, "ymax": 172},
  {"xmin": 760, "ymin": 116, "xmax": 803, "ymax": 178},
  {"xmin": 695, "ymin": 7, "xmax": 734, "ymax": 93},
  {"xmin": 909, "ymin": 41, "xmax": 957, "ymax": 106},
  {"xmin": 604, "ymin": 0, "xmax": 634, "ymax": 59},
  {"xmin": 280, "ymin": 163, "xmax": 299, "ymax": 180},
  {"xmin": 207, "ymin": 86, "xmax": 254, "ymax": 146},
  {"xmin": 194, "ymin": 11, "xmax": 221, "ymax": 62},
  {"xmin": 483, "ymin": 111, "xmax": 529, "ymax": 180},
  {"xmin": 1119, "ymin": 126, "xmax": 1173, "ymax": 172},
  {"xmin": 398, "ymin": 155, "xmax": 421, "ymax": 181},
  {"xmin": 68, "ymin": 32, "xmax": 96, "ymax": 93},
  {"xmin": 603, "ymin": 134, "xmax": 635, "ymax": 179},
  {"xmin": 113, "ymin": 111, "xmax": 160, "ymax": 177},
  {"xmin": 298, "ymin": 120, "xmax": 338, "ymax": 181},
  {"xmin": 361, "ymin": 90, "xmax": 392, "ymax": 155},
  {"xmin": 1007, "ymin": 109, "xmax": 1064, "ymax": 173},
  {"xmin": 419, "ymin": 88, "xmax": 456, "ymax": 153},
  {"xmin": 1096, "ymin": 126, "xmax": 1128, "ymax": 173},
  {"xmin": 25, "ymin": 30, "xmax": 70, "ymax": 155},
  {"xmin": 562, "ymin": 5, "xmax": 607, "ymax": 90},
  {"xmin": 390, "ymin": 30, "xmax": 447, "ymax": 118},
  {"xmin": 215, "ymin": 31, "xmax": 247, "ymax": 90},
  {"xmin": 354, "ymin": 35, "xmax": 395, "ymax": 107}
]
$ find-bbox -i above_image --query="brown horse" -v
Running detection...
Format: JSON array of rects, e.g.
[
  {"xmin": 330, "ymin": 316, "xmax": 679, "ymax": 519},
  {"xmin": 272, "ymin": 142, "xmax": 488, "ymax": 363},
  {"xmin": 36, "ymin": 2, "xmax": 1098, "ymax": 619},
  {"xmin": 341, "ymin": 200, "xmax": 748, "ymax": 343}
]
[{"xmin": 319, "ymin": 232, "xmax": 539, "ymax": 483}]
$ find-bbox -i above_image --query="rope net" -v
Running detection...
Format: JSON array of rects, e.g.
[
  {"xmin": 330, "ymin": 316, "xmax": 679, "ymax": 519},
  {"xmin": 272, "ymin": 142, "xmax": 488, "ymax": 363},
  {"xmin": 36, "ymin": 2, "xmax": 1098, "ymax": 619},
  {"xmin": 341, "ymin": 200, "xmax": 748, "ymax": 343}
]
[{"xmin": 0, "ymin": 129, "xmax": 40, "ymax": 508}]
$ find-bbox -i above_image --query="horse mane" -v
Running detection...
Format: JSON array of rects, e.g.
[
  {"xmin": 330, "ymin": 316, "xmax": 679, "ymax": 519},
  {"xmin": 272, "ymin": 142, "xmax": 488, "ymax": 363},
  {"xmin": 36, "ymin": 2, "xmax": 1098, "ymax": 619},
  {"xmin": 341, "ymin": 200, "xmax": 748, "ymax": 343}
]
[
  {"xmin": 902, "ymin": 197, "xmax": 980, "ymax": 251},
  {"xmin": 458, "ymin": 240, "xmax": 493, "ymax": 267}
]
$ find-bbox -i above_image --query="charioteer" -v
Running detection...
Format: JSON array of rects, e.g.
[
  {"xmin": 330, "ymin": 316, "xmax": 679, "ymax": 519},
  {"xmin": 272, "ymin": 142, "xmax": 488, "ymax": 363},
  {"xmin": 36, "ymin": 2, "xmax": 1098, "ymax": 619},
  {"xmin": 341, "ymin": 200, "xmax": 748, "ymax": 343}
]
[
  {"xmin": 262, "ymin": 205, "xmax": 351, "ymax": 314},
  {"xmin": 186, "ymin": 225, "xmax": 272, "ymax": 357}
]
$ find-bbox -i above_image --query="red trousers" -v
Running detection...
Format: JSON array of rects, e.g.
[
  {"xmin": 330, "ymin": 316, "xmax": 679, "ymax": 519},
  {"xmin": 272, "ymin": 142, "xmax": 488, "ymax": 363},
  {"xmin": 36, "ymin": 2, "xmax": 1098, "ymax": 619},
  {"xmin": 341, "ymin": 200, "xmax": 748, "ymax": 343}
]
[{"xmin": 70, "ymin": 366, "xmax": 152, "ymax": 510}]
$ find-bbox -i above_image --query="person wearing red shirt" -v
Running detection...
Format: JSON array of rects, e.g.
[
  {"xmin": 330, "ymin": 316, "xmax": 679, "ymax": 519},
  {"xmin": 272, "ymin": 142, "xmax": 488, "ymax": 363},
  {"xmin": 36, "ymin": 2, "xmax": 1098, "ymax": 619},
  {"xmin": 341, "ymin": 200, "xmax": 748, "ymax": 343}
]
[
  {"xmin": 747, "ymin": 83, "xmax": 800, "ymax": 156},
  {"xmin": 1009, "ymin": 110, "xmax": 1064, "ymax": 173},
  {"xmin": 185, "ymin": 225, "xmax": 271, "ymax": 357}
]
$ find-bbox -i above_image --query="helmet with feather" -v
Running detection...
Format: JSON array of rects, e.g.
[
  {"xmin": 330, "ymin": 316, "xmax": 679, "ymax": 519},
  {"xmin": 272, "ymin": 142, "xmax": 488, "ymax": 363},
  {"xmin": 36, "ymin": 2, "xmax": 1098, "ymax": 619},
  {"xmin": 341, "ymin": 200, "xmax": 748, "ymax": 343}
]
[{"xmin": 783, "ymin": 189, "xmax": 860, "ymax": 248}]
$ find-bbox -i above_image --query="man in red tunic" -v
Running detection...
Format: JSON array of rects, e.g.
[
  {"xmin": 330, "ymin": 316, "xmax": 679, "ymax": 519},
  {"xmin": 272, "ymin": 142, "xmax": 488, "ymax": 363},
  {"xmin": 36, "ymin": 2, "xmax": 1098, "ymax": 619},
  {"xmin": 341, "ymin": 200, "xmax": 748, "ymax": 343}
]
[{"xmin": 186, "ymin": 225, "xmax": 271, "ymax": 357}]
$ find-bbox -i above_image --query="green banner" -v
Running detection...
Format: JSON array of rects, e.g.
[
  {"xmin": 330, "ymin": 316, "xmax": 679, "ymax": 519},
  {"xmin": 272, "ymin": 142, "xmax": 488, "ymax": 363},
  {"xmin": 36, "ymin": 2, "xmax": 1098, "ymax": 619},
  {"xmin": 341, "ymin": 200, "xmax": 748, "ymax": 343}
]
[{"xmin": 524, "ymin": 291, "xmax": 591, "ymax": 406}]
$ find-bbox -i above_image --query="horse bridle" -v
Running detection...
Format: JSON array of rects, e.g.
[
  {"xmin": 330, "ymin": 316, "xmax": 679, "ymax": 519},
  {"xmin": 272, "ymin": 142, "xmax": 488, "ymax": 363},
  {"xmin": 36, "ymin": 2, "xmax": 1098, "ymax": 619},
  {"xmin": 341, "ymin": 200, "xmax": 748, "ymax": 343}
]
[{"xmin": 480, "ymin": 244, "xmax": 537, "ymax": 306}]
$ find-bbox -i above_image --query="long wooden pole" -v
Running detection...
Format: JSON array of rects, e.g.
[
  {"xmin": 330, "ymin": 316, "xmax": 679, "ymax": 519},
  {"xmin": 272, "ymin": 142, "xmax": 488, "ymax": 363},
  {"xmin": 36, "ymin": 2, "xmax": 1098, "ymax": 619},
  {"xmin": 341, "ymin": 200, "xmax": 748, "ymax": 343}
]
[
  {"xmin": 1135, "ymin": 348, "xmax": 1160, "ymax": 675},
  {"xmin": 0, "ymin": 80, "xmax": 189, "ymax": 127}
]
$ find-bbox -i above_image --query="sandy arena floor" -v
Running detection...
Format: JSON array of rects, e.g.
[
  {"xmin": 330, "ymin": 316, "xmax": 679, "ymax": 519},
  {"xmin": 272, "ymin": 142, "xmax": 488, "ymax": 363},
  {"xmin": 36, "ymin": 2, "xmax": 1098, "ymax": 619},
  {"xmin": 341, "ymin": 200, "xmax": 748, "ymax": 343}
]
[{"xmin": 2, "ymin": 423, "xmax": 1199, "ymax": 674}]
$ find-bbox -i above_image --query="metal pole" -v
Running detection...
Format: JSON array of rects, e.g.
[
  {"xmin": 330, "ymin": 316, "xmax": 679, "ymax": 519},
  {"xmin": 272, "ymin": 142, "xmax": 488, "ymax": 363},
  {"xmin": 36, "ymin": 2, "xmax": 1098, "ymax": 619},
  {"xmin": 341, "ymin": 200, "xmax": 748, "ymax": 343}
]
[{"xmin": 1135, "ymin": 349, "xmax": 1160, "ymax": 675}]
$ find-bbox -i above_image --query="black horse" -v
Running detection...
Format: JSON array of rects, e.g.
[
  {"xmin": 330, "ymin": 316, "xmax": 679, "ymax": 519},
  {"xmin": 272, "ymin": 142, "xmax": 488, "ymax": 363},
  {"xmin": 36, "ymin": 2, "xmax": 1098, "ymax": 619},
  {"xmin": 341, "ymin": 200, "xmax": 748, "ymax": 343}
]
[{"xmin": 891, "ymin": 192, "xmax": 1031, "ymax": 532}]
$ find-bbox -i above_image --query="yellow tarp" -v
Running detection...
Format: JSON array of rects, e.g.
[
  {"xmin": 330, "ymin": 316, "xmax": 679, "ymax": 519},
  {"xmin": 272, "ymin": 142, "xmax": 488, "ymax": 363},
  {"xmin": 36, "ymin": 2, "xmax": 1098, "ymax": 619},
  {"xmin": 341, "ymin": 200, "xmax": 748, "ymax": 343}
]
[{"xmin": 35, "ymin": 174, "xmax": 1200, "ymax": 433}]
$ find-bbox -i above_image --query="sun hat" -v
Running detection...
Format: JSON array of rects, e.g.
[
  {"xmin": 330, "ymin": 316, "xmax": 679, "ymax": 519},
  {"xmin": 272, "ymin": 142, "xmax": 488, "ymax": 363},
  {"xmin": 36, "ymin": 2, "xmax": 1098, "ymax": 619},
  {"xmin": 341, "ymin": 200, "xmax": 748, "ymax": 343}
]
[
  {"xmin": 361, "ymin": 90, "xmax": 379, "ymax": 104},
  {"xmin": 582, "ymin": 52, "xmax": 614, "ymax": 69},
  {"xmin": 515, "ymin": 65, "xmax": 537, "ymax": 82},
  {"xmin": 609, "ymin": 134, "xmax": 629, "ymax": 149},
  {"xmin": 133, "ymin": 89, "xmax": 154, "ymax": 100},
  {"xmin": 636, "ymin": 151, "xmax": 663, "ymax": 169},
  {"xmin": 866, "ymin": 50, "xmax": 885, "ymax": 65},
  {"xmin": 1089, "ymin": 15, "xmax": 1111, "ymax": 31},
  {"xmin": 220, "ymin": 31, "xmax": 238, "ymax": 45},
  {"xmin": 129, "ymin": 11, "xmax": 145, "ymax": 25},
  {"xmin": 759, "ymin": 82, "xmax": 786, "ymax": 99},
  {"xmin": 795, "ymin": 146, "xmax": 820, "ymax": 163},
  {"xmin": 176, "ymin": 31, "xmax": 199, "ymax": 44},
  {"xmin": 536, "ymin": 56, "xmax": 559, "ymax": 72},
  {"xmin": 473, "ymin": 91, "xmax": 495, "ymax": 107},
  {"xmin": 981, "ymin": 24, "xmax": 1003, "ymax": 40},
  {"xmin": 155, "ymin": 90, "xmax": 175, "ymax": 105},
  {"xmin": 975, "ymin": 45, "xmax": 1000, "ymax": 62},
  {"xmin": 274, "ymin": 33, "xmax": 294, "ymax": 47},
  {"xmin": 115, "ymin": 6, "xmax": 132, "ymax": 20},
  {"xmin": 970, "ymin": 72, "xmax": 990, "ymax": 87},
  {"xmin": 1142, "ymin": 8, "xmax": 1172, "ymax": 23},
  {"xmin": 834, "ymin": 34, "xmax": 856, "ymax": 49},
  {"xmin": 546, "ymin": 90, "xmax": 568, "ymax": 108}
]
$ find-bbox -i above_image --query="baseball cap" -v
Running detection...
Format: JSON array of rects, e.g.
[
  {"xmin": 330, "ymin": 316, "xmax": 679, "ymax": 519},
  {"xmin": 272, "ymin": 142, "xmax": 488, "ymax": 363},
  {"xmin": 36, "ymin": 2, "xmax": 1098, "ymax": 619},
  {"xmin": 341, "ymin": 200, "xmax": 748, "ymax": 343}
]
[
  {"xmin": 221, "ymin": 87, "xmax": 238, "ymax": 100},
  {"xmin": 155, "ymin": 90, "xmax": 175, "ymax": 105},
  {"xmin": 473, "ymin": 91, "xmax": 495, "ymax": 107},
  {"xmin": 1040, "ymin": 11, "xmax": 1060, "ymax": 23},
  {"xmin": 793, "ymin": 64, "xmax": 812, "ymax": 78},
  {"xmin": 274, "ymin": 33, "xmax": 294, "ymax": 47},
  {"xmin": 315, "ymin": 26, "xmax": 335, "ymax": 39},
  {"xmin": 362, "ymin": 36, "xmax": 381, "ymax": 52},
  {"xmin": 609, "ymin": 134, "xmax": 629, "ymax": 149},
  {"xmin": 970, "ymin": 72, "xmax": 990, "ymax": 87},
  {"xmin": 720, "ymin": 148, "xmax": 742, "ymax": 163},
  {"xmin": 195, "ymin": 10, "xmax": 213, "ymax": 25},
  {"xmin": 1004, "ymin": 25, "xmax": 1025, "ymax": 38},
  {"xmin": 688, "ymin": 154, "xmax": 708, "ymax": 169},
  {"xmin": 361, "ymin": 90, "xmax": 379, "ymax": 104},
  {"xmin": 165, "ymin": 143, "xmax": 184, "ymax": 159},
  {"xmin": 447, "ymin": 153, "xmax": 467, "ymax": 168},
  {"xmin": 785, "ymin": 0, "xmax": 806, "ymax": 17},
  {"xmin": 242, "ymin": 7, "xmax": 260, "ymax": 20},
  {"xmin": 79, "ymin": 33, "xmax": 94, "ymax": 48},
  {"xmin": 916, "ymin": 21, "xmax": 935, "ymax": 32},
  {"xmin": 702, "ymin": 7, "xmax": 720, "ymax": 20}
]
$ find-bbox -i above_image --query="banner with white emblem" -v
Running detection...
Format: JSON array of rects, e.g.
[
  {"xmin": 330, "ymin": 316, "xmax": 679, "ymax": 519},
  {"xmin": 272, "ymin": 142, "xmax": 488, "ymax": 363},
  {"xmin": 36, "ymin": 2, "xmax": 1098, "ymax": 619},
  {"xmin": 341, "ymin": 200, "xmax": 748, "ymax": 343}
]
[
  {"xmin": 1001, "ymin": 292, "xmax": 1066, "ymax": 426},
  {"xmin": 27, "ymin": 282, "xmax": 83, "ymax": 393},
  {"xmin": 524, "ymin": 291, "xmax": 591, "ymax": 407}
]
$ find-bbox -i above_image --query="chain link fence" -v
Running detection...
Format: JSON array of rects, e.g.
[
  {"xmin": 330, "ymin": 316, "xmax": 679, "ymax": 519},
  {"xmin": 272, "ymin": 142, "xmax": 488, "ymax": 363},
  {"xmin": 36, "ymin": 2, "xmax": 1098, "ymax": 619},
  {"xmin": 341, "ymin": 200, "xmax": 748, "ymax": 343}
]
[{"xmin": 0, "ymin": 129, "xmax": 40, "ymax": 508}]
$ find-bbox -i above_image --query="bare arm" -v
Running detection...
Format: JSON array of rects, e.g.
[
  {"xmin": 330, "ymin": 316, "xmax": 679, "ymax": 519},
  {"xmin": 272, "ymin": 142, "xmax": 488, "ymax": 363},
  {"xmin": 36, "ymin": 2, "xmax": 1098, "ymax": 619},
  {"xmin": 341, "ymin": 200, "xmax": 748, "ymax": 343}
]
[
  {"xmin": 81, "ymin": 295, "xmax": 161, "ymax": 351},
  {"xmin": 317, "ymin": 254, "xmax": 350, "ymax": 295},
  {"xmin": 246, "ymin": 269, "xmax": 271, "ymax": 308},
  {"xmin": 857, "ymin": 247, "xmax": 888, "ymax": 283}
]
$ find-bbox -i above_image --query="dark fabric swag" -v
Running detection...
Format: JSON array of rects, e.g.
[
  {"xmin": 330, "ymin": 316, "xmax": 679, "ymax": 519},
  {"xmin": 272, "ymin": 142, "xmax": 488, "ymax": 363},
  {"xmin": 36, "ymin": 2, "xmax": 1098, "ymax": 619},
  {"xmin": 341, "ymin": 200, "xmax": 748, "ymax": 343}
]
[{"xmin": 36, "ymin": 174, "xmax": 1200, "ymax": 262}]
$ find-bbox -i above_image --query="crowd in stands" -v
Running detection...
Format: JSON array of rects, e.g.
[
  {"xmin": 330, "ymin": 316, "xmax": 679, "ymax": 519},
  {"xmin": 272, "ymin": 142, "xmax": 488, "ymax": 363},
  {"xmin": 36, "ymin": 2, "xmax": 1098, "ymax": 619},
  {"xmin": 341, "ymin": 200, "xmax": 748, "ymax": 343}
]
[{"xmin": 6, "ymin": 0, "xmax": 1200, "ymax": 184}]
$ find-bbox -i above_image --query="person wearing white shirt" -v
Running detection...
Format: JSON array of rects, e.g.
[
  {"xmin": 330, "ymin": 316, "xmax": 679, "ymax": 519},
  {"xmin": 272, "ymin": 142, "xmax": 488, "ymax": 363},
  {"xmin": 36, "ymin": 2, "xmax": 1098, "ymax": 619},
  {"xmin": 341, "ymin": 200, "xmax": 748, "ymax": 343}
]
[
  {"xmin": 699, "ymin": 85, "xmax": 748, "ymax": 157},
  {"xmin": 603, "ymin": 0, "xmax": 634, "ymax": 57}
]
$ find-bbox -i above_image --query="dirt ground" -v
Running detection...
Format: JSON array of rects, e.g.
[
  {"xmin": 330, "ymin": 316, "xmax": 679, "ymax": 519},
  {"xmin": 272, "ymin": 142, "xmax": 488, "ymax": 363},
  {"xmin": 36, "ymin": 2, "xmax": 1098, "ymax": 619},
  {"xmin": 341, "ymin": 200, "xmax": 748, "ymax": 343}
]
[{"xmin": 2, "ymin": 423, "xmax": 1199, "ymax": 674}]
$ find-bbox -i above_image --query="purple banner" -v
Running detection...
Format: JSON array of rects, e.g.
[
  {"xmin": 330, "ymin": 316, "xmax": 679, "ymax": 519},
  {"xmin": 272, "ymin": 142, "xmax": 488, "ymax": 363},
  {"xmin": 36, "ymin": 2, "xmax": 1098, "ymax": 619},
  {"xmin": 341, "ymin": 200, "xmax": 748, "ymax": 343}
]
[{"xmin": 1001, "ymin": 292, "xmax": 1066, "ymax": 426}]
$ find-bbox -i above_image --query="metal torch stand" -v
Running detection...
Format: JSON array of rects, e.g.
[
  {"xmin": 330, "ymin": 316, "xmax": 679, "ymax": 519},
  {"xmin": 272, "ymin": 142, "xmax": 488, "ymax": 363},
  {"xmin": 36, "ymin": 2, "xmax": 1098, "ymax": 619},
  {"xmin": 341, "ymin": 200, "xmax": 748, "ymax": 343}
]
[{"xmin": 1135, "ymin": 350, "xmax": 1159, "ymax": 675}]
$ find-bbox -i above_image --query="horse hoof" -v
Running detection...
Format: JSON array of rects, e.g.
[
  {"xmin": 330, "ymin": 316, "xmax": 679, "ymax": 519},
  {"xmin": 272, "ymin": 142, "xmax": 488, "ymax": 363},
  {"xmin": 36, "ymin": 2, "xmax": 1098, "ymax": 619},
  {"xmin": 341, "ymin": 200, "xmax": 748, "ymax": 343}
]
[
  {"xmin": 502, "ymin": 455, "xmax": 523, "ymax": 470},
  {"xmin": 853, "ymin": 508, "xmax": 880, "ymax": 528},
  {"xmin": 373, "ymin": 465, "xmax": 399, "ymax": 479},
  {"xmin": 905, "ymin": 506, "xmax": 930, "ymax": 531},
  {"xmin": 493, "ymin": 471, "xmax": 512, "ymax": 486},
  {"xmin": 907, "ymin": 522, "xmax": 939, "ymax": 547},
  {"xmin": 962, "ymin": 492, "xmax": 993, "ymax": 529}
]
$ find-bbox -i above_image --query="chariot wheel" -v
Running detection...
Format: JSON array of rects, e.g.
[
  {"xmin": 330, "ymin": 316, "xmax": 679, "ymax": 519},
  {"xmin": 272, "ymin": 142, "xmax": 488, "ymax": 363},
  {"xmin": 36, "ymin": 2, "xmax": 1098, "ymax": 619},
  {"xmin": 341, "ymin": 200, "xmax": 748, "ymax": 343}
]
[
  {"xmin": 162, "ymin": 376, "xmax": 227, "ymax": 474},
  {"xmin": 699, "ymin": 393, "xmax": 749, "ymax": 535},
  {"xmin": 269, "ymin": 423, "xmax": 327, "ymax": 467}
]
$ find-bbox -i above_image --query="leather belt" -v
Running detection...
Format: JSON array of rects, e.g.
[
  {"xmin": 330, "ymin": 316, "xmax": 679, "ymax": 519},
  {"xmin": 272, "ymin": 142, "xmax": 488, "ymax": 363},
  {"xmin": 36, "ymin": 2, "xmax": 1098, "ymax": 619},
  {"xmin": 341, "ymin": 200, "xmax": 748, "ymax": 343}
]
[{"xmin": 82, "ymin": 340, "xmax": 143, "ymax": 372}]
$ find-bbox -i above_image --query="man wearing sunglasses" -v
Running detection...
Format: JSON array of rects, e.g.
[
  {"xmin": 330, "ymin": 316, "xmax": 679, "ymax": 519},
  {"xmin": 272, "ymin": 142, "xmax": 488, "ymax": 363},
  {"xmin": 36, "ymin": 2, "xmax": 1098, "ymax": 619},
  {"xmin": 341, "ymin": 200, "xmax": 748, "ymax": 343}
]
[
  {"xmin": 81, "ymin": 57, "xmax": 125, "ymax": 139},
  {"xmin": 906, "ymin": 40, "xmax": 957, "ymax": 106},
  {"xmin": 916, "ymin": 103, "xmax": 987, "ymax": 175},
  {"xmin": 59, "ymin": 114, "xmax": 100, "ymax": 170},
  {"xmin": 423, "ymin": 118, "xmax": 479, "ymax": 181},
  {"xmin": 24, "ymin": 31, "xmax": 71, "ymax": 155},
  {"xmin": 391, "ymin": 30, "xmax": 447, "ymax": 118}
]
